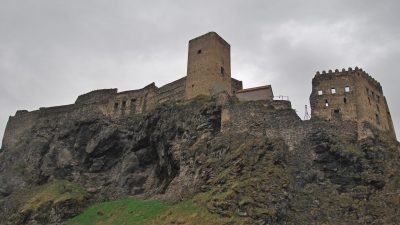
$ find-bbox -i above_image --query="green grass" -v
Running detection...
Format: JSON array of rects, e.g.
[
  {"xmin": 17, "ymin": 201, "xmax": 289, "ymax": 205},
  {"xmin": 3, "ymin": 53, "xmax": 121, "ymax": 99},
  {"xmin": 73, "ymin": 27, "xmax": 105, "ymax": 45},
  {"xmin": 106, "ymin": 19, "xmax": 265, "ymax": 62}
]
[
  {"xmin": 66, "ymin": 196, "xmax": 251, "ymax": 225},
  {"xmin": 66, "ymin": 198, "xmax": 172, "ymax": 225},
  {"xmin": 22, "ymin": 180, "xmax": 89, "ymax": 212}
]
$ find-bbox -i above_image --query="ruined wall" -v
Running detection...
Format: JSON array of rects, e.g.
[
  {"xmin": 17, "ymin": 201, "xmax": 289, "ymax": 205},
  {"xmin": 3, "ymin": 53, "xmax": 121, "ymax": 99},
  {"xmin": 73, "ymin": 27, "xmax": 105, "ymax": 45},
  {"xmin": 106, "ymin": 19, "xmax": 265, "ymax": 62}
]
[
  {"xmin": 2, "ymin": 100, "xmax": 111, "ymax": 151},
  {"xmin": 2, "ymin": 111, "xmax": 40, "ymax": 150},
  {"xmin": 221, "ymin": 98, "xmax": 357, "ymax": 151},
  {"xmin": 221, "ymin": 101, "xmax": 301, "ymax": 150},
  {"xmin": 108, "ymin": 83, "xmax": 158, "ymax": 118},
  {"xmin": 155, "ymin": 77, "xmax": 186, "ymax": 104},
  {"xmin": 231, "ymin": 78, "xmax": 243, "ymax": 94},
  {"xmin": 75, "ymin": 89, "xmax": 118, "ymax": 105},
  {"xmin": 185, "ymin": 32, "xmax": 232, "ymax": 99},
  {"xmin": 310, "ymin": 67, "xmax": 396, "ymax": 139}
]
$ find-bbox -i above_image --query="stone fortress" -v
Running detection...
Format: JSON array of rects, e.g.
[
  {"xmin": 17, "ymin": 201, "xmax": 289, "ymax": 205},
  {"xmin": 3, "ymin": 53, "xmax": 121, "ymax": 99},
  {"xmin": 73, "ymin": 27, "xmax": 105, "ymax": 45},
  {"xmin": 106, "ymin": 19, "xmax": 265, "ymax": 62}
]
[{"xmin": 2, "ymin": 32, "xmax": 396, "ymax": 149}]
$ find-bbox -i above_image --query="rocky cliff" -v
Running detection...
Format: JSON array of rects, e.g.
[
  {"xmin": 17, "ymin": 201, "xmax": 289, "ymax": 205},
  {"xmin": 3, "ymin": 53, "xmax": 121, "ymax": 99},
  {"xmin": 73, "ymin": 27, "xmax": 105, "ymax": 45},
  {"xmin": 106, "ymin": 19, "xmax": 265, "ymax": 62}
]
[{"xmin": 0, "ymin": 93, "xmax": 399, "ymax": 224}]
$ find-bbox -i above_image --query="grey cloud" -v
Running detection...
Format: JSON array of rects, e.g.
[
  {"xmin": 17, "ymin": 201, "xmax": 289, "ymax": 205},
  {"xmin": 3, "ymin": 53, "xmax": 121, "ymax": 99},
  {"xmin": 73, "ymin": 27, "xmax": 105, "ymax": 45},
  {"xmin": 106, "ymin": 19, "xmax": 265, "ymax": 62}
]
[{"xmin": 1, "ymin": 0, "xmax": 399, "ymax": 145}]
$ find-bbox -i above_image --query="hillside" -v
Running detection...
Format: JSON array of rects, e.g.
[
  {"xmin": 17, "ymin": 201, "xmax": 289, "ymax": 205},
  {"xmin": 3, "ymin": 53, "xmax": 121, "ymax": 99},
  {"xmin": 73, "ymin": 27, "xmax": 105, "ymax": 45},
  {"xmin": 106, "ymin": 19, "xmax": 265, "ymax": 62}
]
[{"xmin": 0, "ymin": 93, "xmax": 399, "ymax": 224}]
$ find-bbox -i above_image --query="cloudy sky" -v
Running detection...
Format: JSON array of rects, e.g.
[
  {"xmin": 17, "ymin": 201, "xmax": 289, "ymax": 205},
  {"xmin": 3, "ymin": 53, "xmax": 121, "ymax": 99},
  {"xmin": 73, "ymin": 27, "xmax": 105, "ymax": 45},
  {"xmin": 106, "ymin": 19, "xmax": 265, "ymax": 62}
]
[{"xmin": 1, "ymin": 0, "xmax": 399, "ymax": 146}]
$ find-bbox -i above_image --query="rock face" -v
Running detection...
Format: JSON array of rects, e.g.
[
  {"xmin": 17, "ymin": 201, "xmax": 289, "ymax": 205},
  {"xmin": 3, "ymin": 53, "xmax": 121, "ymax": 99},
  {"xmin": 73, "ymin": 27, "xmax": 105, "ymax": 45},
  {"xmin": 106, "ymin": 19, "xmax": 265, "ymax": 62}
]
[{"xmin": 0, "ymin": 93, "xmax": 399, "ymax": 224}]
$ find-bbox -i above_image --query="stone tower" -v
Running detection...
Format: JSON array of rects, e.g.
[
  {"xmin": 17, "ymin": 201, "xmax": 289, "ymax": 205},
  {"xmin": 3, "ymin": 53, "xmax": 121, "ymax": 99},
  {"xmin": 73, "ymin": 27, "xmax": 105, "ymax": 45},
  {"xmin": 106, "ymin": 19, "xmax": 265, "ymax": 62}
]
[
  {"xmin": 310, "ymin": 67, "xmax": 396, "ymax": 139},
  {"xmin": 185, "ymin": 32, "xmax": 232, "ymax": 99}
]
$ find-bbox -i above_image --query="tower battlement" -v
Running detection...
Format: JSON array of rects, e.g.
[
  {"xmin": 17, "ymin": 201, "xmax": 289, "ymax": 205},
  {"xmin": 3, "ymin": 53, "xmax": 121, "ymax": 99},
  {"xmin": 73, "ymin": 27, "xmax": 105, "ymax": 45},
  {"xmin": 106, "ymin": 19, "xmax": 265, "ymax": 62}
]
[{"xmin": 314, "ymin": 67, "xmax": 382, "ymax": 92}]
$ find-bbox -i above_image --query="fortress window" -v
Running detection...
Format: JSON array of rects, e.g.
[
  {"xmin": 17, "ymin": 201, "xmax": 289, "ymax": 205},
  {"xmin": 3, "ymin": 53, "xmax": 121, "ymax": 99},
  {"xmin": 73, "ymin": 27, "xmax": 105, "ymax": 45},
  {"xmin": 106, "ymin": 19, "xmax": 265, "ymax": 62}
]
[
  {"xmin": 221, "ymin": 67, "xmax": 225, "ymax": 75},
  {"xmin": 334, "ymin": 109, "xmax": 340, "ymax": 113},
  {"xmin": 366, "ymin": 87, "xmax": 369, "ymax": 94},
  {"xmin": 330, "ymin": 88, "xmax": 336, "ymax": 94},
  {"xmin": 376, "ymin": 114, "xmax": 380, "ymax": 124},
  {"xmin": 377, "ymin": 95, "xmax": 380, "ymax": 103},
  {"xmin": 192, "ymin": 84, "xmax": 194, "ymax": 88},
  {"xmin": 343, "ymin": 97, "xmax": 347, "ymax": 104},
  {"xmin": 371, "ymin": 91, "xmax": 375, "ymax": 98},
  {"xmin": 198, "ymin": 50, "xmax": 202, "ymax": 54},
  {"xmin": 325, "ymin": 99, "xmax": 329, "ymax": 107},
  {"xmin": 318, "ymin": 90, "xmax": 323, "ymax": 95},
  {"xmin": 114, "ymin": 102, "xmax": 119, "ymax": 109},
  {"xmin": 377, "ymin": 104, "xmax": 380, "ymax": 112},
  {"xmin": 368, "ymin": 97, "xmax": 371, "ymax": 105},
  {"xmin": 344, "ymin": 86, "xmax": 350, "ymax": 92},
  {"xmin": 122, "ymin": 101, "xmax": 126, "ymax": 108},
  {"xmin": 131, "ymin": 99, "xmax": 136, "ymax": 103}
]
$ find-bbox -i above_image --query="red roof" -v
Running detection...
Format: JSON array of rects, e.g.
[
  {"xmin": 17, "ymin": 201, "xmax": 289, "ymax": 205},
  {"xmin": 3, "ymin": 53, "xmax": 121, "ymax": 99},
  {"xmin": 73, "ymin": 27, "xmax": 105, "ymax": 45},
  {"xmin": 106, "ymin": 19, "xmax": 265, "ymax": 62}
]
[{"xmin": 236, "ymin": 85, "xmax": 271, "ymax": 93}]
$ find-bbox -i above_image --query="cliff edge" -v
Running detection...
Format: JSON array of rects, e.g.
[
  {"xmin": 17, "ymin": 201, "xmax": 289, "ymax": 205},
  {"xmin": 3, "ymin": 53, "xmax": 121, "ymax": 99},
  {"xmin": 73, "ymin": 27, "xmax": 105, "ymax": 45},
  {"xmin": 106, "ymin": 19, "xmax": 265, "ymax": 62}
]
[{"xmin": 0, "ymin": 93, "xmax": 399, "ymax": 224}]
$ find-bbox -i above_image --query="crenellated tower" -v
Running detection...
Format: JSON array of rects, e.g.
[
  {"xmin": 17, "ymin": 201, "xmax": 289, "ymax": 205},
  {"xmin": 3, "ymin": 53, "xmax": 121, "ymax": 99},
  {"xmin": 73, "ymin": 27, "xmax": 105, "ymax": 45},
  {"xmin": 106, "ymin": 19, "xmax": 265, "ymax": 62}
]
[
  {"xmin": 185, "ymin": 32, "xmax": 232, "ymax": 99},
  {"xmin": 310, "ymin": 67, "xmax": 396, "ymax": 139}
]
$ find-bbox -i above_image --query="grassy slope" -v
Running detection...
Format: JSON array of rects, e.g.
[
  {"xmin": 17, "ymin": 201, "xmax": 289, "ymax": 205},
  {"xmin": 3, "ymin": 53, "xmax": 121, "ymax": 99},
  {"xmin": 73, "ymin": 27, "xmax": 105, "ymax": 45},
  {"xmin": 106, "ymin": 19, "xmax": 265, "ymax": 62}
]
[
  {"xmin": 4, "ymin": 180, "xmax": 89, "ymax": 223},
  {"xmin": 66, "ymin": 197, "xmax": 251, "ymax": 225}
]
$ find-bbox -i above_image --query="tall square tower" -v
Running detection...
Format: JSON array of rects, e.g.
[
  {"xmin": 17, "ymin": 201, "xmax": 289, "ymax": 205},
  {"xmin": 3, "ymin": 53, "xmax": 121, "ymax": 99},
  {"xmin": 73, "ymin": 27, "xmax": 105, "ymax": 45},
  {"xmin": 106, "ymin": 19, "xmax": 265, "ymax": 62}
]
[
  {"xmin": 310, "ymin": 67, "xmax": 396, "ymax": 139},
  {"xmin": 185, "ymin": 32, "xmax": 232, "ymax": 99}
]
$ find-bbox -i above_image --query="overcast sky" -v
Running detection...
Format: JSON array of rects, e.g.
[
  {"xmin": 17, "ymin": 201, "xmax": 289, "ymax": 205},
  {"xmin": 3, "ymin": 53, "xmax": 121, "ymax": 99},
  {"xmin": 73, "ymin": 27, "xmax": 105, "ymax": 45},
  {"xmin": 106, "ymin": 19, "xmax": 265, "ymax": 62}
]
[{"xmin": 1, "ymin": 0, "xmax": 399, "ymax": 146}]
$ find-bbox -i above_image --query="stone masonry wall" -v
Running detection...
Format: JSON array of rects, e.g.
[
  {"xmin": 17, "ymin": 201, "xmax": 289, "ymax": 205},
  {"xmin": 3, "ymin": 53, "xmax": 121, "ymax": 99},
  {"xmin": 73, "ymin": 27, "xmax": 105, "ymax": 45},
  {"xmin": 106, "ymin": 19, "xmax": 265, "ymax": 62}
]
[
  {"xmin": 310, "ymin": 67, "xmax": 396, "ymax": 139},
  {"xmin": 221, "ymin": 96, "xmax": 358, "ymax": 151},
  {"xmin": 231, "ymin": 78, "xmax": 243, "ymax": 93},
  {"xmin": 75, "ymin": 89, "xmax": 118, "ymax": 105},
  {"xmin": 185, "ymin": 32, "xmax": 232, "ymax": 99}
]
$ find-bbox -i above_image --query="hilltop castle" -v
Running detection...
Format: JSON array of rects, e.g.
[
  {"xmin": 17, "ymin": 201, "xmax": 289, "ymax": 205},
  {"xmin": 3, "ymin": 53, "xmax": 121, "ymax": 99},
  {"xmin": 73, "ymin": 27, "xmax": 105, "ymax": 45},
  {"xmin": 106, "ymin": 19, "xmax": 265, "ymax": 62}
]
[{"xmin": 2, "ymin": 32, "xmax": 396, "ymax": 150}]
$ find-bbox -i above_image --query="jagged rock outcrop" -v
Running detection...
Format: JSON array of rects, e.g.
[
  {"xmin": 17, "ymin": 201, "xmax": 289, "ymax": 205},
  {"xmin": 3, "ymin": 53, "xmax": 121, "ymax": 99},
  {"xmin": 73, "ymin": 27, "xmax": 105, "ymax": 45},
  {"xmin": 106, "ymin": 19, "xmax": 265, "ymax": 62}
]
[{"xmin": 0, "ymin": 93, "xmax": 399, "ymax": 224}]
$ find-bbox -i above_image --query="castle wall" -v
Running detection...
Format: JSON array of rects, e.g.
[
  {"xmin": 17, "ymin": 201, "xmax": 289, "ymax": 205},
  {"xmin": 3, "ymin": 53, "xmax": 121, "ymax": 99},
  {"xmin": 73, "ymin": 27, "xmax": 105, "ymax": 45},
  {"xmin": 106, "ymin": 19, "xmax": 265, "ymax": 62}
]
[
  {"xmin": 231, "ymin": 78, "xmax": 243, "ymax": 93},
  {"xmin": 221, "ymin": 101, "xmax": 301, "ymax": 143},
  {"xmin": 221, "ymin": 99, "xmax": 357, "ymax": 151},
  {"xmin": 155, "ymin": 77, "xmax": 186, "ymax": 104},
  {"xmin": 2, "ymin": 111, "xmax": 40, "ymax": 150},
  {"xmin": 108, "ymin": 83, "xmax": 158, "ymax": 118},
  {"xmin": 75, "ymin": 89, "xmax": 117, "ymax": 104},
  {"xmin": 185, "ymin": 32, "xmax": 232, "ymax": 99}
]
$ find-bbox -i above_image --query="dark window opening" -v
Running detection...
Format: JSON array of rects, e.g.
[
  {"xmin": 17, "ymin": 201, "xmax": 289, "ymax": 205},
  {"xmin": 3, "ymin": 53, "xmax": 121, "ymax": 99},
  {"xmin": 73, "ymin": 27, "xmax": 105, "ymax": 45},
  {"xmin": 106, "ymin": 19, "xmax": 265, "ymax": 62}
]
[
  {"xmin": 334, "ymin": 109, "xmax": 340, "ymax": 113},
  {"xmin": 376, "ymin": 114, "xmax": 380, "ymax": 124},
  {"xmin": 331, "ymin": 88, "xmax": 336, "ymax": 94},
  {"xmin": 122, "ymin": 101, "xmax": 126, "ymax": 108},
  {"xmin": 377, "ymin": 95, "xmax": 380, "ymax": 103},
  {"xmin": 325, "ymin": 99, "xmax": 329, "ymax": 107},
  {"xmin": 377, "ymin": 104, "xmax": 380, "ymax": 112},
  {"xmin": 371, "ymin": 91, "xmax": 375, "ymax": 98},
  {"xmin": 368, "ymin": 97, "xmax": 371, "ymax": 105},
  {"xmin": 344, "ymin": 98, "xmax": 347, "ymax": 104},
  {"xmin": 192, "ymin": 84, "xmax": 194, "ymax": 88},
  {"xmin": 114, "ymin": 102, "xmax": 119, "ymax": 109},
  {"xmin": 318, "ymin": 90, "xmax": 323, "ymax": 95},
  {"xmin": 344, "ymin": 86, "xmax": 350, "ymax": 92},
  {"xmin": 131, "ymin": 99, "xmax": 136, "ymax": 103},
  {"xmin": 366, "ymin": 87, "xmax": 369, "ymax": 94},
  {"xmin": 221, "ymin": 67, "xmax": 225, "ymax": 75},
  {"xmin": 198, "ymin": 49, "xmax": 201, "ymax": 54}
]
